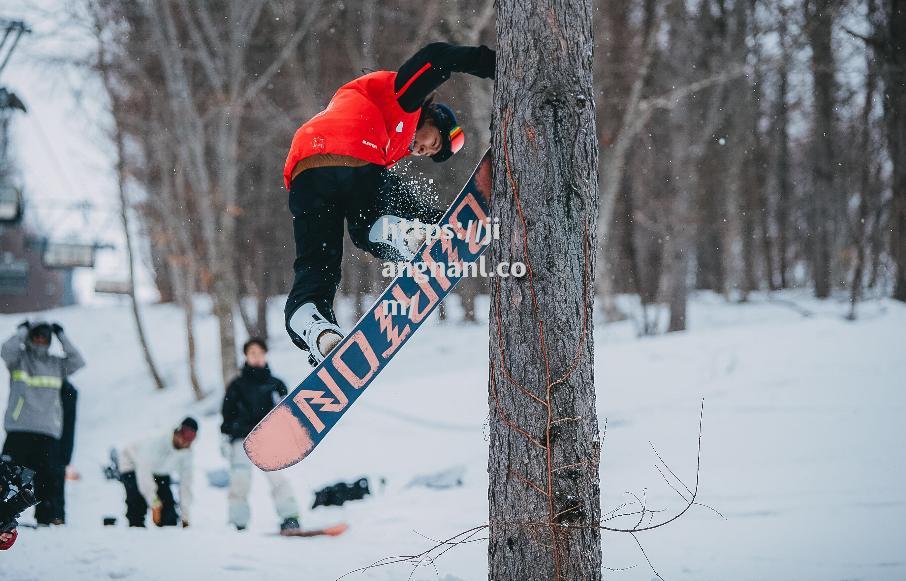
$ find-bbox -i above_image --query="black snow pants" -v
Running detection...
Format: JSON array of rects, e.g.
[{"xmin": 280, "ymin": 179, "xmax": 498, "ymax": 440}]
[
  {"xmin": 52, "ymin": 380, "xmax": 78, "ymax": 521},
  {"xmin": 60, "ymin": 381, "xmax": 78, "ymax": 467},
  {"xmin": 284, "ymin": 164, "xmax": 442, "ymax": 353},
  {"xmin": 1, "ymin": 432, "xmax": 64, "ymax": 524},
  {"xmin": 121, "ymin": 471, "xmax": 178, "ymax": 527}
]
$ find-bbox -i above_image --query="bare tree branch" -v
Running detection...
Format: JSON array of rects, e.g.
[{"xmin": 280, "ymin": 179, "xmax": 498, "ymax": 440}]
[
  {"xmin": 241, "ymin": 0, "xmax": 324, "ymax": 105},
  {"xmin": 177, "ymin": 0, "xmax": 225, "ymax": 90}
]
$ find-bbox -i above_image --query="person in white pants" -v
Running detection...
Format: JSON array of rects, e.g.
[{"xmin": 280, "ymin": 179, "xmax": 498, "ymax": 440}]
[
  {"xmin": 225, "ymin": 439, "xmax": 299, "ymax": 530},
  {"xmin": 221, "ymin": 338, "xmax": 301, "ymax": 532}
]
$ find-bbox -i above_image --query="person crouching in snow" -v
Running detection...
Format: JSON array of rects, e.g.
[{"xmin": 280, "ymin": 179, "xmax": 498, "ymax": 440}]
[
  {"xmin": 283, "ymin": 41, "xmax": 495, "ymax": 365},
  {"xmin": 221, "ymin": 338, "xmax": 301, "ymax": 532},
  {"xmin": 117, "ymin": 418, "xmax": 197, "ymax": 528}
]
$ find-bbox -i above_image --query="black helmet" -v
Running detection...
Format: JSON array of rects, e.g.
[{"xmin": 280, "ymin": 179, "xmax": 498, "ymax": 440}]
[{"xmin": 423, "ymin": 103, "xmax": 465, "ymax": 163}]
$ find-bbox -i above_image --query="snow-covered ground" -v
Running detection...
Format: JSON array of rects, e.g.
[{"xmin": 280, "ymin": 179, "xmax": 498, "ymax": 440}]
[{"xmin": 0, "ymin": 292, "xmax": 904, "ymax": 580}]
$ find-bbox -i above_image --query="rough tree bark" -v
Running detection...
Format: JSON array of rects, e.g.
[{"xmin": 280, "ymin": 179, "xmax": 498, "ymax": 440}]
[{"xmin": 489, "ymin": 1, "xmax": 602, "ymax": 579}]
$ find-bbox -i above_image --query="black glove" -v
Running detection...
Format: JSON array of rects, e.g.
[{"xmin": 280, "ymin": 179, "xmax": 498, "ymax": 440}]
[
  {"xmin": 17, "ymin": 321, "xmax": 29, "ymax": 332},
  {"xmin": 51, "ymin": 323, "xmax": 64, "ymax": 336}
]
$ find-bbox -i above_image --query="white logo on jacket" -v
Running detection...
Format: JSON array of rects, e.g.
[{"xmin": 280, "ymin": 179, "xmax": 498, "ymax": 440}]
[{"xmin": 395, "ymin": 121, "xmax": 404, "ymax": 133}]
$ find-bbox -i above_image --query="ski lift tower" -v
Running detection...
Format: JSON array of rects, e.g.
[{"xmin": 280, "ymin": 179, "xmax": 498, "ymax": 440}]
[
  {"xmin": 0, "ymin": 18, "xmax": 69, "ymax": 314},
  {"xmin": 0, "ymin": 18, "xmax": 30, "ymax": 224},
  {"xmin": 0, "ymin": 19, "xmax": 30, "ymax": 77}
]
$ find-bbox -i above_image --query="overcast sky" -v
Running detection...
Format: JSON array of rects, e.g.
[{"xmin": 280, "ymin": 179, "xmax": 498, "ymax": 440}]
[{"xmin": 2, "ymin": 0, "xmax": 156, "ymax": 303}]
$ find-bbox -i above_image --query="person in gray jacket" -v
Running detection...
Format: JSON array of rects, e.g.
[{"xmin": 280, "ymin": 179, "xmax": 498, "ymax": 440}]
[{"xmin": 1, "ymin": 320, "xmax": 84, "ymax": 525}]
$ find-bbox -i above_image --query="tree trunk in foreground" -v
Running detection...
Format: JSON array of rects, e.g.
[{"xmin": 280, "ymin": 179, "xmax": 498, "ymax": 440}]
[{"xmin": 489, "ymin": 1, "xmax": 602, "ymax": 579}]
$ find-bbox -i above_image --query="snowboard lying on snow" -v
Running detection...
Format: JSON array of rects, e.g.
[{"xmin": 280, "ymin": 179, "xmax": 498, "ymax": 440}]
[
  {"xmin": 245, "ymin": 150, "xmax": 494, "ymax": 471},
  {"xmin": 274, "ymin": 523, "xmax": 349, "ymax": 538}
]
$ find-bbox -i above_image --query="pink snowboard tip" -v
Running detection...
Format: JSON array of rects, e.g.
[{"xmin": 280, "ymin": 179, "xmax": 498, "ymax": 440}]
[{"xmin": 243, "ymin": 406, "xmax": 314, "ymax": 471}]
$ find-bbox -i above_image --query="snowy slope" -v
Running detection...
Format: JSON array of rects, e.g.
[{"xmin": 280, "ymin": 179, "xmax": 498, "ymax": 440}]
[{"xmin": 0, "ymin": 292, "xmax": 903, "ymax": 580}]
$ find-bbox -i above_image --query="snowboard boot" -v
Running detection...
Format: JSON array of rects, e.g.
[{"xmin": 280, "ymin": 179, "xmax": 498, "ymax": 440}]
[
  {"xmin": 279, "ymin": 517, "xmax": 301, "ymax": 535},
  {"xmin": 368, "ymin": 215, "xmax": 429, "ymax": 261},
  {"xmin": 288, "ymin": 302, "xmax": 344, "ymax": 366}
]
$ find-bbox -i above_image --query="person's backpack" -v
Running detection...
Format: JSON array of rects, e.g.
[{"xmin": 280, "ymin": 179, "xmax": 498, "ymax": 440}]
[{"xmin": 311, "ymin": 478, "xmax": 370, "ymax": 509}]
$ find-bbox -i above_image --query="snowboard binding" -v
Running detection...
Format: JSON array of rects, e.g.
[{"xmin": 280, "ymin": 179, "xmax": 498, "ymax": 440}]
[{"xmin": 288, "ymin": 302, "xmax": 343, "ymax": 366}]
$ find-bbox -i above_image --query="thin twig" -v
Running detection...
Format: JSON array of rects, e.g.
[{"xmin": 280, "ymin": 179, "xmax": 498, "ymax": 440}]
[{"xmin": 631, "ymin": 531, "xmax": 665, "ymax": 581}]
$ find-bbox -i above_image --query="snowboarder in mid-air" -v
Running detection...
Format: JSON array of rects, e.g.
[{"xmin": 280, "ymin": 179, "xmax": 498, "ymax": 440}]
[{"xmin": 283, "ymin": 42, "xmax": 496, "ymax": 366}]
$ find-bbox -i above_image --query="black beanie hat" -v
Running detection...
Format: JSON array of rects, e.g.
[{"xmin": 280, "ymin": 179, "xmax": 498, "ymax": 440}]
[
  {"xmin": 27, "ymin": 323, "xmax": 53, "ymax": 344},
  {"xmin": 180, "ymin": 417, "xmax": 199, "ymax": 433}
]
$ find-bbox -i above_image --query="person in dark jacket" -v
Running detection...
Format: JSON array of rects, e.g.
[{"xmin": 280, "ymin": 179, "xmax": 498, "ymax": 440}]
[
  {"xmin": 1, "ymin": 321, "xmax": 84, "ymax": 525},
  {"xmin": 283, "ymin": 42, "xmax": 496, "ymax": 366},
  {"xmin": 221, "ymin": 338, "xmax": 300, "ymax": 532},
  {"xmin": 60, "ymin": 381, "xmax": 78, "ymax": 470},
  {"xmin": 51, "ymin": 380, "xmax": 79, "ymax": 524}
]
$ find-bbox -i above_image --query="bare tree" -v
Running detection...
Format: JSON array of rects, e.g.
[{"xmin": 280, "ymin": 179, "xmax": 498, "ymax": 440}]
[
  {"xmin": 877, "ymin": 0, "xmax": 906, "ymax": 301},
  {"xmin": 134, "ymin": 0, "xmax": 324, "ymax": 385},
  {"xmin": 78, "ymin": 0, "xmax": 902, "ymax": 375},
  {"xmin": 805, "ymin": 0, "xmax": 841, "ymax": 298},
  {"xmin": 97, "ymin": 48, "xmax": 166, "ymax": 392},
  {"xmin": 660, "ymin": 0, "xmax": 736, "ymax": 331},
  {"xmin": 847, "ymin": 0, "xmax": 881, "ymax": 319},
  {"xmin": 772, "ymin": 7, "xmax": 794, "ymax": 290}
]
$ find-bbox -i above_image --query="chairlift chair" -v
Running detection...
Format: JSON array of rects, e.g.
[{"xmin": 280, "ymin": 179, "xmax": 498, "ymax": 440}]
[
  {"xmin": 94, "ymin": 279, "xmax": 131, "ymax": 295},
  {"xmin": 0, "ymin": 184, "xmax": 22, "ymax": 224},
  {"xmin": 0, "ymin": 253, "xmax": 28, "ymax": 295},
  {"xmin": 42, "ymin": 241, "xmax": 96, "ymax": 269}
]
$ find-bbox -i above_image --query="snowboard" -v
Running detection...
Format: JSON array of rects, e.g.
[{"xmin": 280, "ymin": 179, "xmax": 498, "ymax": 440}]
[
  {"xmin": 273, "ymin": 523, "xmax": 349, "ymax": 538},
  {"xmin": 245, "ymin": 149, "xmax": 493, "ymax": 471}
]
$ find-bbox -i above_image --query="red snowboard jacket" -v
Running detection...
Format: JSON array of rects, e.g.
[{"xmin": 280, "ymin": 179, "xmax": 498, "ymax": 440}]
[{"xmin": 283, "ymin": 42, "xmax": 495, "ymax": 189}]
